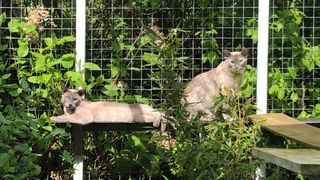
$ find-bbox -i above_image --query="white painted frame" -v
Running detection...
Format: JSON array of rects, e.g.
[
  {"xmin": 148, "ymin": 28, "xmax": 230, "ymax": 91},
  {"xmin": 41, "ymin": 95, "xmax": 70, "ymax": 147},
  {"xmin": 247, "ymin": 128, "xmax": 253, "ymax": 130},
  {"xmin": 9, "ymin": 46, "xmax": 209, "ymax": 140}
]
[
  {"xmin": 74, "ymin": 0, "xmax": 86, "ymax": 179},
  {"xmin": 256, "ymin": 0, "xmax": 270, "ymax": 115},
  {"xmin": 255, "ymin": 0, "xmax": 270, "ymax": 179}
]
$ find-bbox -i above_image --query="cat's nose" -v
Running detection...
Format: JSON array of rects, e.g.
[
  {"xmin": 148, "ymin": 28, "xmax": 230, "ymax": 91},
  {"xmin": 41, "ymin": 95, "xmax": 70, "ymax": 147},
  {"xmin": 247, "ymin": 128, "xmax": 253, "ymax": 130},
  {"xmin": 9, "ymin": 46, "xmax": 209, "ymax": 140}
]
[{"xmin": 68, "ymin": 104, "xmax": 72, "ymax": 108}]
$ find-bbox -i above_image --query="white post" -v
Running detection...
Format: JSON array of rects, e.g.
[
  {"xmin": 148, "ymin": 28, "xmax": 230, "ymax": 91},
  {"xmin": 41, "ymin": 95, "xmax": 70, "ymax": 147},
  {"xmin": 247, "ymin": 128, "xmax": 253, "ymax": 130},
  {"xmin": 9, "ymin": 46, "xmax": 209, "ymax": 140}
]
[
  {"xmin": 256, "ymin": 0, "xmax": 270, "ymax": 115},
  {"xmin": 76, "ymin": 0, "xmax": 86, "ymax": 75},
  {"xmin": 255, "ymin": 1, "xmax": 270, "ymax": 179},
  {"xmin": 74, "ymin": 0, "xmax": 86, "ymax": 179},
  {"xmin": 73, "ymin": 125, "xmax": 84, "ymax": 180},
  {"xmin": 255, "ymin": 160, "xmax": 267, "ymax": 180}
]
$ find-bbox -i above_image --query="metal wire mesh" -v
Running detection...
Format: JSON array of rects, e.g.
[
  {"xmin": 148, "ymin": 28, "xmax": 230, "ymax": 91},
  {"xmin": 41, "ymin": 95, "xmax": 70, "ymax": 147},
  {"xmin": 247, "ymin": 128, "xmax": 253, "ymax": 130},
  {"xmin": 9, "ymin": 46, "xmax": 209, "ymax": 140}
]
[
  {"xmin": 86, "ymin": 0, "xmax": 258, "ymax": 104},
  {"xmin": 268, "ymin": 0, "xmax": 320, "ymax": 117}
]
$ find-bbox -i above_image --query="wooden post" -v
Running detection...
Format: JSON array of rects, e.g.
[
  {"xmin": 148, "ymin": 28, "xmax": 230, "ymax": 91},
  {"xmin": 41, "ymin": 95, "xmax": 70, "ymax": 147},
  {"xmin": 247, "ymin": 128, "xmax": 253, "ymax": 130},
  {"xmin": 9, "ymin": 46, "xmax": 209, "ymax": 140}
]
[{"xmin": 72, "ymin": 124, "xmax": 84, "ymax": 180}]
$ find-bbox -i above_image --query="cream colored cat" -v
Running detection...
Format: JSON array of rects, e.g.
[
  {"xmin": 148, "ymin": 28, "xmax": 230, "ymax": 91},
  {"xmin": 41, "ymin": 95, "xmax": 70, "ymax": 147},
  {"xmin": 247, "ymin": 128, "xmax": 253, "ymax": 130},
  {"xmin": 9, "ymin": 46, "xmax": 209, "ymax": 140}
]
[
  {"xmin": 51, "ymin": 87, "xmax": 166, "ymax": 132},
  {"xmin": 182, "ymin": 48, "xmax": 249, "ymax": 121}
]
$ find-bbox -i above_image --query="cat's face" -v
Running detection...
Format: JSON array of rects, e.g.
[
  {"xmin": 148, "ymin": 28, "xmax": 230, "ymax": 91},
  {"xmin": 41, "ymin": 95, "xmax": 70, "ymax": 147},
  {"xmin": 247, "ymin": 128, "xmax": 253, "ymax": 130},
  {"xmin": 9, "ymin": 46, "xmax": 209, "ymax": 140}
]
[
  {"xmin": 224, "ymin": 48, "xmax": 249, "ymax": 74},
  {"xmin": 61, "ymin": 87, "xmax": 86, "ymax": 111}
]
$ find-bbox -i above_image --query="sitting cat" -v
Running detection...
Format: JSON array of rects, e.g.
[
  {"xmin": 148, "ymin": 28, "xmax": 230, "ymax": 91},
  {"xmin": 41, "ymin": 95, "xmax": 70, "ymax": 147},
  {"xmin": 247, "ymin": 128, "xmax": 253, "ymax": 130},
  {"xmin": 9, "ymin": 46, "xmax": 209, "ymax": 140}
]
[
  {"xmin": 51, "ymin": 87, "xmax": 166, "ymax": 133},
  {"xmin": 181, "ymin": 48, "xmax": 249, "ymax": 121}
]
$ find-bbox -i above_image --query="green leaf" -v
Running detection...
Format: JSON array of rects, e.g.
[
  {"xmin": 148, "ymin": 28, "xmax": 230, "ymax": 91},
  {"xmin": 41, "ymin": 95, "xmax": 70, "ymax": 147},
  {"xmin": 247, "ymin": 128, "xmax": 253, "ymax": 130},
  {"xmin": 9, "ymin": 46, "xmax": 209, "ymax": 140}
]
[
  {"xmin": 202, "ymin": 52, "xmax": 217, "ymax": 64},
  {"xmin": 0, "ymin": 153, "xmax": 11, "ymax": 167},
  {"xmin": 246, "ymin": 28, "xmax": 258, "ymax": 44},
  {"xmin": 131, "ymin": 135, "xmax": 142, "ymax": 146},
  {"xmin": 298, "ymin": 111, "xmax": 312, "ymax": 118},
  {"xmin": 58, "ymin": 36, "xmax": 76, "ymax": 45},
  {"xmin": 28, "ymin": 76, "xmax": 40, "ymax": 84},
  {"xmin": 102, "ymin": 84, "xmax": 118, "ymax": 97},
  {"xmin": 64, "ymin": 71, "xmax": 85, "ymax": 87},
  {"xmin": 96, "ymin": 75, "xmax": 105, "ymax": 84},
  {"xmin": 14, "ymin": 143, "xmax": 30, "ymax": 153},
  {"xmin": 2, "ymin": 74, "xmax": 11, "ymax": 79},
  {"xmin": 17, "ymin": 40, "xmax": 29, "ymax": 58},
  {"xmin": 142, "ymin": 52, "xmax": 160, "ymax": 65},
  {"xmin": 50, "ymin": 128, "xmax": 66, "ymax": 137},
  {"xmin": 8, "ymin": 19, "xmax": 23, "ymax": 33},
  {"xmin": 62, "ymin": 150, "xmax": 73, "ymax": 164},
  {"xmin": 268, "ymin": 84, "xmax": 279, "ymax": 95},
  {"xmin": 0, "ymin": 44, "xmax": 7, "ymax": 51},
  {"xmin": 111, "ymin": 66, "xmax": 119, "ymax": 78},
  {"xmin": 42, "ymin": 126, "xmax": 53, "ymax": 132},
  {"xmin": 60, "ymin": 53, "xmax": 75, "ymax": 68},
  {"xmin": 83, "ymin": 62, "xmax": 101, "ymax": 71},
  {"xmin": 290, "ymin": 92, "xmax": 299, "ymax": 102},
  {"xmin": 42, "ymin": 74, "xmax": 52, "ymax": 84},
  {"xmin": 9, "ymin": 88, "xmax": 22, "ymax": 97},
  {"xmin": 277, "ymin": 88, "xmax": 285, "ymax": 100},
  {"xmin": 140, "ymin": 36, "xmax": 152, "ymax": 46},
  {"xmin": 0, "ymin": 13, "xmax": 6, "ymax": 26},
  {"xmin": 41, "ymin": 89, "xmax": 48, "ymax": 98},
  {"xmin": 44, "ymin": 38, "xmax": 53, "ymax": 48},
  {"xmin": 288, "ymin": 67, "xmax": 297, "ymax": 78},
  {"xmin": 34, "ymin": 57, "xmax": 46, "ymax": 73}
]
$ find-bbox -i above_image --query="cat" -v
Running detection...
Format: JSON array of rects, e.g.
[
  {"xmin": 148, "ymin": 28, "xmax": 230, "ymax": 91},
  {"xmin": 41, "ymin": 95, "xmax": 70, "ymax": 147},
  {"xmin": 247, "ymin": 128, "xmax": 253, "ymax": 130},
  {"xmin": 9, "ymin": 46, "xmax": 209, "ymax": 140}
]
[
  {"xmin": 181, "ymin": 48, "xmax": 249, "ymax": 121},
  {"xmin": 51, "ymin": 87, "xmax": 166, "ymax": 133}
]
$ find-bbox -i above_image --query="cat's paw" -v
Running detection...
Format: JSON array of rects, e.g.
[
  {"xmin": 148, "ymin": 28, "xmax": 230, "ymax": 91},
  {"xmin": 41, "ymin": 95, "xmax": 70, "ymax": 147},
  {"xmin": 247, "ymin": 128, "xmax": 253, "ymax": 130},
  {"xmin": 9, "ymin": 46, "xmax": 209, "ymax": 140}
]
[
  {"xmin": 222, "ymin": 113, "xmax": 236, "ymax": 122},
  {"xmin": 152, "ymin": 119, "xmax": 160, "ymax": 128},
  {"xmin": 50, "ymin": 116, "xmax": 58, "ymax": 121}
]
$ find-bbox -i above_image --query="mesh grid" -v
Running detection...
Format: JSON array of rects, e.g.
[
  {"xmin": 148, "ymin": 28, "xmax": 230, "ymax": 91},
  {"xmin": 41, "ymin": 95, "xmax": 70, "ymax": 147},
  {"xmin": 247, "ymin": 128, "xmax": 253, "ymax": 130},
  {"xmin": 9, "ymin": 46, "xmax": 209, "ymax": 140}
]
[
  {"xmin": 86, "ymin": 0, "xmax": 258, "ymax": 104},
  {"xmin": 4, "ymin": 1, "xmax": 320, "ymax": 117},
  {"xmin": 268, "ymin": 0, "xmax": 320, "ymax": 117}
]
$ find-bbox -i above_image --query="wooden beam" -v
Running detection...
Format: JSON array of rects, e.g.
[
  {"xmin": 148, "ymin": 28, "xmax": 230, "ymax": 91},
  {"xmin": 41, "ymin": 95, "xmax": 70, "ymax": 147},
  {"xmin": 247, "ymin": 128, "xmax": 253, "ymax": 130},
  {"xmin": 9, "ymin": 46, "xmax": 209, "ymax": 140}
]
[
  {"xmin": 249, "ymin": 113, "xmax": 320, "ymax": 150},
  {"xmin": 253, "ymin": 148, "xmax": 320, "ymax": 175}
]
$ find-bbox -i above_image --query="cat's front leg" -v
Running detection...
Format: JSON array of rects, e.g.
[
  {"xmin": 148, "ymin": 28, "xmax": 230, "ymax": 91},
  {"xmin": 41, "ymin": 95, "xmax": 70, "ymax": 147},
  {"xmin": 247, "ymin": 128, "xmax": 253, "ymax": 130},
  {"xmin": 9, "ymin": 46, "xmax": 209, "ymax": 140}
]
[
  {"xmin": 50, "ymin": 114, "xmax": 71, "ymax": 123},
  {"xmin": 50, "ymin": 114, "xmax": 79, "ymax": 123}
]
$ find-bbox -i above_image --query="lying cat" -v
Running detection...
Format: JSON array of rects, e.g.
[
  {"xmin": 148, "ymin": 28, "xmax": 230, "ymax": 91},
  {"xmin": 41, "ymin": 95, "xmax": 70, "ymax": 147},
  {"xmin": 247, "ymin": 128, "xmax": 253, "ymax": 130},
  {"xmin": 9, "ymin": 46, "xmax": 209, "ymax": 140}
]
[
  {"xmin": 51, "ymin": 87, "xmax": 166, "ymax": 132},
  {"xmin": 181, "ymin": 48, "xmax": 249, "ymax": 121}
]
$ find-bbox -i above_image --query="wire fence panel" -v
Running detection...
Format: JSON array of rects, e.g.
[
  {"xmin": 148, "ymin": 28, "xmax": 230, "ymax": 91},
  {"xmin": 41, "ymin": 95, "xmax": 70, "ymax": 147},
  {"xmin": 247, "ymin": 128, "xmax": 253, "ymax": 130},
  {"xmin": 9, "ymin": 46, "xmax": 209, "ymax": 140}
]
[
  {"xmin": 86, "ymin": 0, "xmax": 258, "ymax": 105},
  {"xmin": 3, "ymin": 1, "xmax": 320, "ymax": 119},
  {"xmin": 268, "ymin": 0, "xmax": 320, "ymax": 117}
]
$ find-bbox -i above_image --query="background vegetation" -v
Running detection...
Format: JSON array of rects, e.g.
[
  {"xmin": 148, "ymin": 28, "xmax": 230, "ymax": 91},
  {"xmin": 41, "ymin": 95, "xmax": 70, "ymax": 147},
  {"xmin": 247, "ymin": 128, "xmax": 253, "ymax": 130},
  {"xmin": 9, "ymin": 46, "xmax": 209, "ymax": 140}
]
[{"xmin": 0, "ymin": 0, "xmax": 319, "ymax": 179}]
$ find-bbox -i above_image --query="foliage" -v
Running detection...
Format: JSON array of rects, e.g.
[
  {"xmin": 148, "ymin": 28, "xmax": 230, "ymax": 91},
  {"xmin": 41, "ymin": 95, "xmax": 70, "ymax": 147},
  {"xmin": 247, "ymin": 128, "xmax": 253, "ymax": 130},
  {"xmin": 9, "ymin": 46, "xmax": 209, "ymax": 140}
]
[
  {"xmin": 0, "ymin": 105, "xmax": 69, "ymax": 179},
  {"xmin": 0, "ymin": 10, "xmax": 100, "ymax": 178},
  {"xmin": 2, "ymin": 0, "xmax": 320, "ymax": 179},
  {"xmin": 170, "ymin": 121, "xmax": 261, "ymax": 179}
]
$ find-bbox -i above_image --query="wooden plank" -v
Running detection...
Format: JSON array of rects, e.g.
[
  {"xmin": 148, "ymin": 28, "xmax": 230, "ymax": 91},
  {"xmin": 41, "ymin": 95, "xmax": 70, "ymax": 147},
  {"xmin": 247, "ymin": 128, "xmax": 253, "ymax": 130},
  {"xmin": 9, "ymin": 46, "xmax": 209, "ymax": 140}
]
[
  {"xmin": 82, "ymin": 123, "xmax": 156, "ymax": 131},
  {"xmin": 248, "ymin": 113, "xmax": 320, "ymax": 150},
  {"xmin": 56, "ymin": 122, "xmax": 156, "ymax": 131},
  {"xmin": 252, "ymin": 148, "xmax": 320, "ymax": 175}
]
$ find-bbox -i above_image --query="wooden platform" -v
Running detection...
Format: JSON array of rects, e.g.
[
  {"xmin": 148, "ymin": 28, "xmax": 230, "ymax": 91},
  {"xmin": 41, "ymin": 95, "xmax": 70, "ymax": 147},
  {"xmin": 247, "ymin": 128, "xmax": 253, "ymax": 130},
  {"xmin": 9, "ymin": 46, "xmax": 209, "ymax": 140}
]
[
  {"xmin": 249, "ymin": 113, "xmax": 320, "ymax": 150},
  {"xmin": 253, "ymin": 148, "xmax": 320, "ymax": 175},
  {"xmin": 56, "ymin": 122, "xmax": 156, "ymax": 131}
]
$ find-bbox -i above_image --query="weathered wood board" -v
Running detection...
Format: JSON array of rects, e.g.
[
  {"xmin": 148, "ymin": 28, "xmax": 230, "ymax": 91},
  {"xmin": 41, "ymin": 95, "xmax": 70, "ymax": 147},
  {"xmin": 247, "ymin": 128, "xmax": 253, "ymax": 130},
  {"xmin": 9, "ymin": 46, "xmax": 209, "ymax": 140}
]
[
  {"xmin": 248, "ymin": 113, "xmax": 320, "ymax": 150},
  {"xmin": 253, "ymin": 148, "xmax": 320, "ymax": 175}
]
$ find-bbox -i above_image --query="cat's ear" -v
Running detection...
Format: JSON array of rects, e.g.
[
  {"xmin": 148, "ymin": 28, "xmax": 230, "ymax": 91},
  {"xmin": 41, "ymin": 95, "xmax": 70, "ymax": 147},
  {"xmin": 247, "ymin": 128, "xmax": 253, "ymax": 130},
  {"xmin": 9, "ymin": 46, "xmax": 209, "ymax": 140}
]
[
  {"xmin": 223, "ymin": 50, "xmax": 231, "ymax": 58},
  {"xmin": 241, "ymin": 48, "xmax": 249, "ymax": 58},
  {"xmin": 78, "ymin": 89, "xmax": 86, "ymax": 97},
  {"xmin": 61, "ymin": 85, "xmax": 68, "ymax": 93}
]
